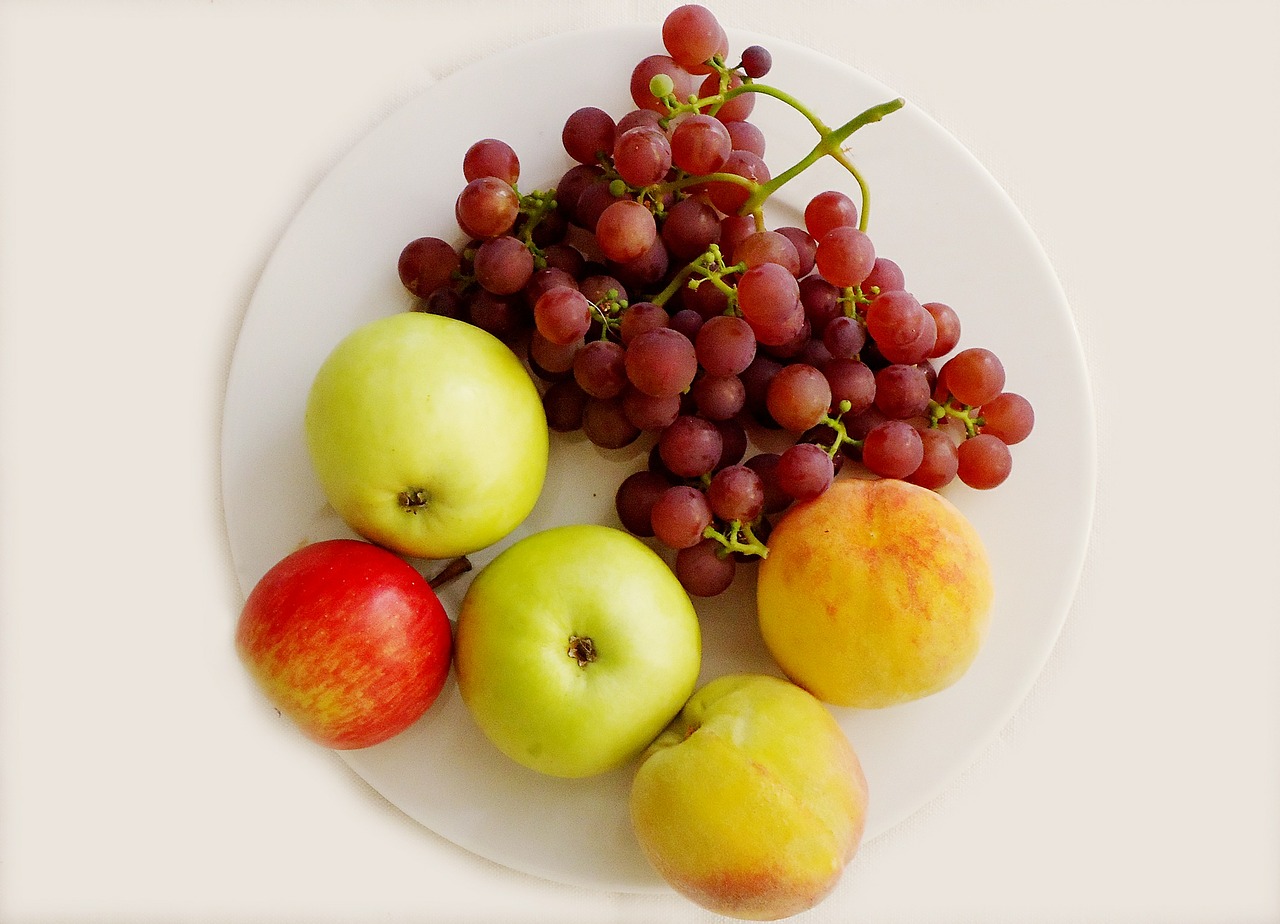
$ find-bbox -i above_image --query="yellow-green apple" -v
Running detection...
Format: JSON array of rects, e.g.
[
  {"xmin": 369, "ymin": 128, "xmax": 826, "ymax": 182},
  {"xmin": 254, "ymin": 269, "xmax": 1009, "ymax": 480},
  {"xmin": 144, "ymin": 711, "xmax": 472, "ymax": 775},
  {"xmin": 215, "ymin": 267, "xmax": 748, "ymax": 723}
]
[
  {"xmin": 305, "ymin": 311, "xmax": 548, "ymax": 560},
  {"xmin": 235, "ymin": 538, "xmax": 452, "ymax": 750},
  {"xmin": 454, "ymin": 524, "xmax": 701, "ymax": 778},
  {"xmin": 629, "ymin": 673, "xmax": 868, "ymax": 920},
  {"xmin": 757, "ymin": 477, "xmax": 993, "ymax": 708}
]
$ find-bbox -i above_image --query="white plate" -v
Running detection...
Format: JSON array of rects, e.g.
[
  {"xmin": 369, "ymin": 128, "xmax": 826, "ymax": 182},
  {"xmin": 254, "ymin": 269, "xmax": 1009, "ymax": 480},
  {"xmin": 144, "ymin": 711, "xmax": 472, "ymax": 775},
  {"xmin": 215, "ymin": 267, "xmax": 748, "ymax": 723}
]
[{"xmin": 221, "ymin": 24, "xmax": 1095, "ymax": 893}]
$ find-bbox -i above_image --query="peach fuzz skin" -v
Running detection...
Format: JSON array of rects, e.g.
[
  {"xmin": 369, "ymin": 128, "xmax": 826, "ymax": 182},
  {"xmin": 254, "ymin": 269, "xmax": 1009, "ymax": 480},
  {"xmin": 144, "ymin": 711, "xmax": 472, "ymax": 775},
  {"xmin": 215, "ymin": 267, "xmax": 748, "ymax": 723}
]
[
  {"xmin": 757, "ymin": 478, "xmax": 993, "ymax": 709},
  {"xmin": 629, "ymin": 674, "xmax": 868, "ymax": 921}
]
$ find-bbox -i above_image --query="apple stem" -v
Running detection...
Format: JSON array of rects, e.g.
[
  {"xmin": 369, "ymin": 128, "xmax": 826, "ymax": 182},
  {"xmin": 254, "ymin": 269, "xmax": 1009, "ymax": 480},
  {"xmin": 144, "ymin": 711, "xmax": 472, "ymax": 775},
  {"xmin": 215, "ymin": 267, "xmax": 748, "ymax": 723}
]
[{"xmin": 428, "ymin": 556, "xmax": 473, "ymax": 590}]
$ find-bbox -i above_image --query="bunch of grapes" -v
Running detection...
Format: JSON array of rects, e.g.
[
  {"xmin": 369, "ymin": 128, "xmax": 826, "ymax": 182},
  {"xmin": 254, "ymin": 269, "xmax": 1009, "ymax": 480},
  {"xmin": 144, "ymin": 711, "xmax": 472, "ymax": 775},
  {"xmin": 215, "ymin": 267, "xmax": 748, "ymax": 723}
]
[{"xmin": 394, "ymin": 3, "xmax": 1034, "ymax": 597}]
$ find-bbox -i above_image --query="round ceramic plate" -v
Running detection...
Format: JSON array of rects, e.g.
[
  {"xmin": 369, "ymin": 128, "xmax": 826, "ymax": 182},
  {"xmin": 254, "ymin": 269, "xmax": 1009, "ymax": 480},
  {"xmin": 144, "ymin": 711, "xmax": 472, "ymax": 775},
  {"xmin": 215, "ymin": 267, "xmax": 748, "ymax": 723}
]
[{"xmin": 221, "ymin": 24, "xmax": 1095, "ymax": 893}]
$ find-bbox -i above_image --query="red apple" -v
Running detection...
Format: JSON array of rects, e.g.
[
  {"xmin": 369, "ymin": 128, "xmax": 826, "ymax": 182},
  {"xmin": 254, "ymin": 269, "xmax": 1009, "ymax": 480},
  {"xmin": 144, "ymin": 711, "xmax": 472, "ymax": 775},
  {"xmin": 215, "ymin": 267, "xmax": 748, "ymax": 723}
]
[{"xmin": 235, "ymin": 539, "xmax": 453, "ymax": 749}]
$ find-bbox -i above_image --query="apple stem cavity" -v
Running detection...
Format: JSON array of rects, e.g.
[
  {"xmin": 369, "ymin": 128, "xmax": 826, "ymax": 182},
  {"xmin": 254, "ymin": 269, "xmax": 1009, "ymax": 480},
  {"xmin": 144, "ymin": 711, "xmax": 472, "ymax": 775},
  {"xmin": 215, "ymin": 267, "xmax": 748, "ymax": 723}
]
[
  {"xmin": 398, "ymin": 487, "xmax": 431, "ymax": 514},
  {"xmin": 567, "ymin": 634, "xmax": 598, "ymax": 667}
]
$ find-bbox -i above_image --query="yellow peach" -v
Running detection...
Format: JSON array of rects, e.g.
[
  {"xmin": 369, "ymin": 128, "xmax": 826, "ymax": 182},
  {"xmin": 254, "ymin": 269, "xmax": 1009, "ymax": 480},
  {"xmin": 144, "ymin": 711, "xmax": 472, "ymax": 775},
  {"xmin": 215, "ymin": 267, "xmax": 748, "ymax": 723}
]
[
  {"xmin": 757, "ymin": 478, "xmax": 993, "ymax": 708},
  {"xmin": 629, "ymin": 674, "xmax": 868, "ymax": 920}
]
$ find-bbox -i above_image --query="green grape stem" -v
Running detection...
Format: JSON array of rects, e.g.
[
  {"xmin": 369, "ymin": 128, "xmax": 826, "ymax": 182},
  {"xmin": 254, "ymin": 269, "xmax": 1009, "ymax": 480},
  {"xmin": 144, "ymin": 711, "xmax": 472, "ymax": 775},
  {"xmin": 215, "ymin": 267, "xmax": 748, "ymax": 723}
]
[
  {"xmin": 703, "ymin": 518, "xmax": 770, "ymax": 559},
  {"xmin": 740, "ymin": 96, "xmax": 904, "ymax": 222},
  {"xmin": 650, "ymin": 243, "xmax": 744, "ymax": 309},
  {"xmin": 930, "ymin": 399, "xmax": 984, "ymax": 437},
  {"xmin": 818, "ymin": 399, "xmax": 862, "ymax": 458},
  {"xmin": 515, "ymin": 187, "xmax": 558, "ymax": 266},
  {"xmin": 656, "ymin": 65, "xmax": 904, "ymax": 230},
  {"xmin": 589, "ymin": 287, "xmax": 628, "ymax": 340}
]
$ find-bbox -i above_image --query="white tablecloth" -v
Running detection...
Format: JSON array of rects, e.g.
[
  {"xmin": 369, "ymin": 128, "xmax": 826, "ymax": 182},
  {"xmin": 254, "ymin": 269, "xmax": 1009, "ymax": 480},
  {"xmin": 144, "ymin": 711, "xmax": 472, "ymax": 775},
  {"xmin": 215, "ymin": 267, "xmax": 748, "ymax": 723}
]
[{"xmin": 2, "ymin": 1, "xmax": 1277, "ymax": 921}]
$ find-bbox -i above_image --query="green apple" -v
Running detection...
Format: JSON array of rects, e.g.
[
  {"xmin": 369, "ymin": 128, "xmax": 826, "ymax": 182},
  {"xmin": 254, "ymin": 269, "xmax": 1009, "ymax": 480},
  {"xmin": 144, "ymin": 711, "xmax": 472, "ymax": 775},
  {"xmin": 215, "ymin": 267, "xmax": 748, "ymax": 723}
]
[
  {"xmin": 454, "ymin": 524, "xmax": 701, "ymax": 778},
  {"xmin": 630, "ymin": 674, "xmax": 869, "ymax": 920},
  {"xmin": 305, "ymin": 311, "xmax": 548, "ymax": 560}
]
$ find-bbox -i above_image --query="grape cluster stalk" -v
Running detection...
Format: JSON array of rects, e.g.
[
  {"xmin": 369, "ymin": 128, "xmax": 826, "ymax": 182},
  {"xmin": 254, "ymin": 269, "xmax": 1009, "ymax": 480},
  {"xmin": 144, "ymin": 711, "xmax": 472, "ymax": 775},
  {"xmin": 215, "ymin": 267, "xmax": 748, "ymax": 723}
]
[{"xmin": 395, "ymin": 4, "xmax": 1035, "ymax": 597}]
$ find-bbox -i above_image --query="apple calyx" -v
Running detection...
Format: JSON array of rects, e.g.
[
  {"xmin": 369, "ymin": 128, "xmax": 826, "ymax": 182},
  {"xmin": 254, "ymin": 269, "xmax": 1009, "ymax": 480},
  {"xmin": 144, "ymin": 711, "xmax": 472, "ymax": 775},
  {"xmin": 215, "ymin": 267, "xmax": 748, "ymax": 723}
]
[
  {"xmin": 398, "ymin": 487, "xmax": 431, "ymax": 514},
  {"xmin": 566, "ymin": 634, "xmax": 598, "ymax": 667}
]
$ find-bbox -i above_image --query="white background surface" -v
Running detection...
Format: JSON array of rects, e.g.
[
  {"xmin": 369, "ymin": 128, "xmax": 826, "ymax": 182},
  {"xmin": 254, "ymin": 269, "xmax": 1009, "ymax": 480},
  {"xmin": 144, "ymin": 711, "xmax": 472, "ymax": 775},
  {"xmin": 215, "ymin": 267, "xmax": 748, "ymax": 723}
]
[{"xmin": 1, "ymin": 1, "xmax": 1277, "ymax": 922}]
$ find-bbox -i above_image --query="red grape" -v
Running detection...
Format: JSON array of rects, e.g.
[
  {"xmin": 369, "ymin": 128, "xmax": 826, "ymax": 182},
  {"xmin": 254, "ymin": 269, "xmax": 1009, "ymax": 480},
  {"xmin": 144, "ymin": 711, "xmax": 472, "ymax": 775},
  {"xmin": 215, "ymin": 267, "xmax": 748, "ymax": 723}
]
[
  {"xmin": 735, "ymin": 230, "xmax": 801, "ymax": 275},
  {"xmin": 562, "ymin": 107, "xmax": 616, "ymax": 165},
  {"xmin": 661, "ymin": 196, "xmax": 722, "ymax": 261},
  {"xmin": 822, "ymin": 314, "xmax": 866, "ymax": 360},
  {"xmin": 619, "ymin": 301, "xmax": 670, "ymax": 344},
  {"xmin": 625, "ymin": 327, "xmax": 698, "ymax": 398},
  {"xmin": 766, "ymin": 363, "xmax": 832, "ymax": 433},
  {"xmin": 923, "ymin": 301, "xmax": 961, "ymax": 357},
  {"xmin": 455, "ymin": 176, "xmax": 520, "ymax": 239},
  {"xmin": 740, "ymin": 45, "xmax": 773, "ymax": 79},
  {"xmin": 815, "ymin": 225, "xmax": 876, "ymax": 288},
  {"xmin": 957, "ymin": 433, "xmax": 1013, "ymax": 488},
  {"xmin": 736, "ymin": 262, "xmax": 804, "ymax": 346},
  {"xmin": 724, "ymin": 119, "xmax": 766, "ymax": 156},
  {"xmin": 463, "ymin": 138, "xmax": 519, "ymax": 185},
  {"xmin": 695, "ymin": 313, "xmax": 757, "ymax": 376},
  {"xmin": 595, "ymin": 199, "xmax": 658, "ymax": 264},
  {"xmin": 622, "ymin": 386, "xmax": 682, "ymax": 431},
  {"xmin": 542, "ymin": 379, "xmax": 588, "ymax": 432},
  {"xmin": 804, "ymin": 190, "xmax": 859, "ymax": 240},
  {"xmin": 631, "ymin": 54, "xmax": 695, "ymax": 113},
  {"xmin": 658, "ymin": 415, "xmax": 723, "ymax": 478},
  {"xmin": 473, "ymin": 235, "xmax": 534, "ymax": 295},
  {"xmin": 651, "ymin": 485, "xmax": 714, "ymax": 549},
  {"xmin": 863, "ymin": 257, "xmax": 905, "ymax": 294},
  {"xmin": 674, "ymin": 539, "xmax": 736, "ymax": 597},
  {"xmin": 670, "ymin": 113, "xmax": 732, "ymax": 174},
  {"xmin": 700, "ymin": 71, "xmax": 754, "ymax": 123},
  {"xmin": 691, "ymin": 373, "xmax": 746, "ymax": 420},
  {"xmin": 861, "ymin": 419, "xmax": 924, "ymax": 479},
  {"xmin": 824, "ymin": 358, "xmax": 876, "ymax": 414},
  {"xmin": 573, "ymin": 339, "xmax": 628, "ymax": 399},
  {"xmin": 906, "ymin": 427, "xmax": 960, "ymax": 490},
  {"xmin": 662, "ymin": 4, "xmax": 728, "ymax": 72},
  {"xmin": 776, "ymin": 442, "xmax": 835, "ymax": 501},
  {"xmin": 707, "ymin": 464, "xmax": 765, "ymax": 522},
  {"xmin": 873, "ymin": 363, "xmax": 932, "ymax": 419},
  {"xmin": 533, "ymin": 286, "xmax": 592, "ymax": 345},
  {"xmin": 582, "ymin": 396, "xmax": 640, "ymax": 449},
  {"xmin": 615, "ymin": 469, "xmax": 673, "ymax": 537},
  {"xmin": 704, "ymin": 149, "xmax": 769, "ymax": 214},
  {"xmin": 979, "ymin": 392, "xmax": 1034, "ymax": 444},
  {"xmin": 942, "ymin": 348, "xmax": 1006, "ymax": 407},
  {"xmin": 398, "ymin": 237, "xmax": 459, "ymax": 297},
  {"xmin": 613, "ymin": 125, "xmax": 673, "ymax": 188},
  {"xmin": 865, "ymin": 289, "xmax": 928, "ymax": 350}
]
